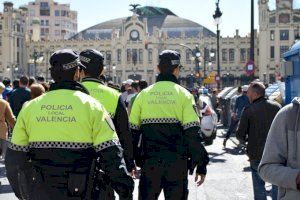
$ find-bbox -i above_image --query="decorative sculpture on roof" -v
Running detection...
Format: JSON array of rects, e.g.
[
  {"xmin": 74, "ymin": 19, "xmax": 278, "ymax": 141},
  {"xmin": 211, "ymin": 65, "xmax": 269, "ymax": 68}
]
[{"xmin": 129, "ymin": 4, "xmax": 141, "ymax": 13}]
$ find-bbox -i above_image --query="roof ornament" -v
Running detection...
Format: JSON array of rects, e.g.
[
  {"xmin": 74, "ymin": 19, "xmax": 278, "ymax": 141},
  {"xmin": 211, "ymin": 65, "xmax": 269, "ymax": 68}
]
[{"xmin": 129, "ymin": 4, "xmax": 141, "ymax": 15}]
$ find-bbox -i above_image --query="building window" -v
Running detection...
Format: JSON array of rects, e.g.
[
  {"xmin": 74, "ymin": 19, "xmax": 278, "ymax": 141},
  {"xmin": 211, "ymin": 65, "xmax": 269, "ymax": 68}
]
[
  {"xmin": 55, "ymin": 20, "xmax": 60, "ymax": 26},
  {"xmin": 280, "ymin": 46, "xmax": 289, "ymax": 59},
  {"xmin": 55, "ymin": 10, "xmax": 60, "ymax": 16},
  {"xmin": 106, "ymin": 51, "xmax": 112, "ymax": 65},
  {"xmin": 280, "ymin": 30, "xmax": 289, "ymax": 40},
  {"xmin": 40, "ymin": 2, "xmax": 49, "ymax": 8},
  {"xmin": 127, "ymin": 49, "xmax": 131, "ymax": 63},
  {"xmin": 45, "ymin": 20, "xmax": 49, "ymax": 26},
  {"xmin": 17, "ymin": 38, "xmax": 20, "ymax": 47},
  {"xmin": 41, "ymin": 28, "xmax": 45, "ymax": 36},
  {"xmin": 240, "ymin": 48, "xmax": 246, "ymax": 63},
  {"xmin": 61, "ymin": 10, "xmax": 68, "ymax": 17},
  {"xmin": 17, "ymin": 52, "xmax": 20, "ymax": 64},
  {"xmin": 29, "ymin": 9, "xmax": 35, "ymax": 16},
  {"xmin": 148, "ymin": 49, "xmax": 153, "ymax": 63},
  {"xmin": 139, "ymin": 49, "xmax": 143, "ymax": 63},
  {"xmin": 270, "ymin": 30, "xmax": 275, "ymax": 41},
  {"xmin": 117, "ymin": 49, "xmax": 122, "ymax": 63},
  {"xmin": 279, "ymin": 14, "xmax": 290, "ymax": 23},
  {"xmin": 0, "ymin": 24, "xmax": 2, "ymax": 30},
  {"xmin": 186, "ymin": 50, "xmax": 191, "ymax": 64},
  {"xmin": 270, "ymin": 46, "xmax": 275, "ymax": 59},
  {"xmin": 222, "ymin": 49, "xmax": 227, "ymax": 62},
  {"xmin": 132, "ymin": 49, "xmax": 138, "ymax": 65},
  {"xmin": 269, "ymin": 16, "xmax": 276, "ymax": 23},
  {"xmin": 0, "ymin": 37, "xmax": 2, "ymax": 46},
  {"xmin": 229, "ymin": 49, "xmax": 235, "ymax": 62},
  {"xmin": 41, "ymin": 20, "xmax": 44, "ymax": 26},
  {"xmin": 295, "ymin": 29, "xmax": 300, "ymax": 40},
  {"xmin": 55, "ymin": 30, "xmax": 60, "ymax": 36}
]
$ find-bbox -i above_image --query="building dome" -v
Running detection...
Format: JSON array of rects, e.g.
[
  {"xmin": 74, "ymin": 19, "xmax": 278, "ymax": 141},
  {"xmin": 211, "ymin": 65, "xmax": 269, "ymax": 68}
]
[{"xmin": 70, "ymin": 6, "xmax": 215, "ymax": 40}]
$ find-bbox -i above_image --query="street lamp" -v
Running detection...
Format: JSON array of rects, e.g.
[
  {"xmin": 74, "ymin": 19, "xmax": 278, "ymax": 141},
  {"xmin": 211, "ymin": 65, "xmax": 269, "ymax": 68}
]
[
  {"xmin": 213, "ymin": 0, "xmax": 222, "ymax": 89},
  {"xmin": 30, "ymin": 49, "xmax": 43, "ymax": 78}
]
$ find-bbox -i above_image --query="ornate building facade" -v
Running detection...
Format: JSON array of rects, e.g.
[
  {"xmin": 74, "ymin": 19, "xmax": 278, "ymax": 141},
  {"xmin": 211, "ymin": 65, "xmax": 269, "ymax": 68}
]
[
  {"xmin": 10, "ymin": 2, "xmax": 300, "ymax": 86},
  {"xmin": 259, "ymin": 0, "xmax": 300, "ymax": 83},
  {"xmin": 24, "ymin": 6, "xmax": 259, "ymax": 85}
]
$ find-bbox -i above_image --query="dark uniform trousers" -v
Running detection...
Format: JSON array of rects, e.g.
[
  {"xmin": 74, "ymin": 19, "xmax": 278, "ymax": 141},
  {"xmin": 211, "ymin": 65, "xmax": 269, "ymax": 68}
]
[{"xmin": 139, "ymin": 158, "xmax": 188, "ymax": 200}]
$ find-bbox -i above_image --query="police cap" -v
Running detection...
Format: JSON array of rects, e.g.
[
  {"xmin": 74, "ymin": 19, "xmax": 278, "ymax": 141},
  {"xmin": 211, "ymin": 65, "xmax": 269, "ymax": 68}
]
[
  {"xmin": 49, "ymin": 49, "xmax": 85, "ymax": 81},
  {"xmin": 79, "ymin": 49, "xmax": 104, "ymax": 77},
  {"xmin": 159, "ymin": 50, "xmax": 182, "ymax": 68}
]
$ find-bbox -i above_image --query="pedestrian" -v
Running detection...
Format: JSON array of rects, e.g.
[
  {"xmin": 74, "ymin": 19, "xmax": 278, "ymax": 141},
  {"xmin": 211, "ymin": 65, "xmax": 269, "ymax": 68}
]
[
  {"xmin": 5, "ymin": 49, "xmax": 125, "ymax": 200},
  {"xmin": 126, "ymin": 81, "xmax": 139, "ymax": 107},
  {"xmin": 0, "ymin": 82, "xmax": 4, "ymax": 99},
  {"xmin": 223, "ymin": 85, "xmax": 249, "ymax": 147},
  {"xmin": 80, "ymin": 49, "xmax": 135, "ymax": 200},
  {"xmin": 236, "ymin": 82, "xmax": 281, "ymax": 200},
  {"xmin": 2, "ymin": 78, "xmax": 12, "ymax": 101},
  {"xmin": 130, "ymin": 50, "xmax": 209, "ymax": 200},
  {"xmin": 8, "ymin": 76, "xmax": 31, "ymax": 118},
  {"xmin": 0, "ymin": 84, "xmax": 15, "ymax": 158},
  {"xmin": 211, "ymin": 89, "xmax": 218, "ymax": 112},
  {"xmin": 30, "ymin": 83, "xmax": 45, "ymax": 99},
  {"xmin": 128, "ymin": 80, "xmax": 148, "ymax": 113},
  {"xmin": 258, "ymin": 97, "xmax": 300, "ymax": 199},
  {"xmin": 28, "ymin": 76, "xmax": 36, "ymax": 87},
  {"xmin": 121, "ymin": 79, "xmax": 134, "ymax": 106}
]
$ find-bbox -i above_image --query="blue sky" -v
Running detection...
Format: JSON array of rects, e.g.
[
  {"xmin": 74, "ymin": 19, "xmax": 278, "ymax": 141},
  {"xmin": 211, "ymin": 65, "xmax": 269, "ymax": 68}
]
[{"xmin": 1, "ymin": 0, "xmax": 260, "ymax": 37}]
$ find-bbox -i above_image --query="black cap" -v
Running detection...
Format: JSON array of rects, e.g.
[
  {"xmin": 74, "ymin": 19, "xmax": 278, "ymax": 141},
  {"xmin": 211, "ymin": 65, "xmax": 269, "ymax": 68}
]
[
  {"xmin": 159, "ymin": 50, "xmax": 182, "ymax": 68},
  {"xmin": 79, "ymin": 49, "xmax": 104, "ymax": 77},
  {"xmin": 49, "ymin": 49, "xmax": 85, "ymax": 71}
]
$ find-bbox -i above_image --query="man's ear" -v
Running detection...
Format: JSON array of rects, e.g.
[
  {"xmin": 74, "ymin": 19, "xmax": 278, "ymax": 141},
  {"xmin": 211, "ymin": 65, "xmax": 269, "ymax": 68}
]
[{"xmin": 73, "ymin": 67, "xmax": 81, "ymax": 81}]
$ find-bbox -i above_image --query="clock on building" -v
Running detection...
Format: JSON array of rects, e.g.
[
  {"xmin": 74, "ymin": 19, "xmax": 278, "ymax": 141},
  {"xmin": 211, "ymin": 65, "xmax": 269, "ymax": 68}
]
[{"xmin": 130, "ymin": 30, "xmax": 139, "ymax": 41}]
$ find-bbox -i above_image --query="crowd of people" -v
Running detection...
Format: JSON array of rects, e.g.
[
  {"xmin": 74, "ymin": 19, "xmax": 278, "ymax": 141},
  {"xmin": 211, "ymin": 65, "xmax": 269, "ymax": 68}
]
[{"xmin": 0, "ymin": 48, "xmax": 300, "ymax": 200}]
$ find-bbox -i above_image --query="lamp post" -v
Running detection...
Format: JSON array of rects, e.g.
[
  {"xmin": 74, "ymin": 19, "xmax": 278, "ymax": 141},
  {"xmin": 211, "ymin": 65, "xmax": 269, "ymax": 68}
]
[
  {"xmin": 213, "ymin": 0, "xmax": 222, "ymax": 89},
  {"xmin": 31, "ymin": 49, "xmax": 43, "ymax": 78}
]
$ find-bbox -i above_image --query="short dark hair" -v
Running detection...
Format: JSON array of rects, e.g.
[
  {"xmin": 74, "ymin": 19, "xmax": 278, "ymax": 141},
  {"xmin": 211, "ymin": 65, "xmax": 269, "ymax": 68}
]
[
  {"xmin": 250, "ymin": 82, "xmax": 265, "ymax": 97},
  {"xmin": 237, "ymin": 86, "xmax": 242, "ymax": 93},
  {"xmin": 139, "ymin": 80, "xmax": 148, "ymax": 90},
  {"xmin": 13, "ymin": 79, "xmax": 19, "ymax": 89},
  {"xmin": 131, "ymin": 81, "xmax": 139, "ymax": 91},
  {"xmin": 2, "ymin": 79, "xmax": 11, "ymax": 87},
  {"xmin": 29, "ymin": 77, "xmax": 36, "ymax": 86},
  {"xmin": 158, "ymin": 63, "xmax": 178, "ymax": 75},
  {"xmin": 19, "ymin": 76, "xmax": 29, "ymax": 86},
  {"xmin": 50, "ymin": 62, "xmax": 77, "ymax": 82},
  {"xmin": 37, "ymin": 76, "xmax": 45, "ymax": 82}
]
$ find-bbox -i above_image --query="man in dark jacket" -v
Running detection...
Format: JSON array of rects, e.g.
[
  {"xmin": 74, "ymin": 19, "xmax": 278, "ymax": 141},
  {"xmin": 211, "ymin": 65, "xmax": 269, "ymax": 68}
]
[
  {"xmin": 8, "ymin": 76, "xmax": 31, "ymax": 117},
  {"xmin": 236, "ymin": 82, "xmax": 281, "ymax": 200}
]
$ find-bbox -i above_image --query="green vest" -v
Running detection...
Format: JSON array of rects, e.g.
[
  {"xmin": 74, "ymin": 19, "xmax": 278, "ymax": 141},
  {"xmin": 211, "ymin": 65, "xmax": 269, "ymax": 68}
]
[
  {"xmin": 129, "ymin": 81, "xmax": 200, "ymax": 130},
  {"xmin": 10, "ymin": 89, "xmax": 119, "ymax": 152},
  {"xmin": 82, "ymin": 78, "xmax": 120, "ymax": 119}
]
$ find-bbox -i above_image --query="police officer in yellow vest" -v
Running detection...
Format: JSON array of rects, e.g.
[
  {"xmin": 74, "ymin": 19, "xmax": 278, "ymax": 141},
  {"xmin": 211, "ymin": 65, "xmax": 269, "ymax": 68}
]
[
  {"xmin": 79, "ymin": 49, "xmax": 135, "ymax": 200},
  {"xmin": 5, "ymin": 49, "xmax": 126, "ymax": 200},
  {"xmin": 130, "ymin": 50, "xmax": 209, "ymax": 200}
]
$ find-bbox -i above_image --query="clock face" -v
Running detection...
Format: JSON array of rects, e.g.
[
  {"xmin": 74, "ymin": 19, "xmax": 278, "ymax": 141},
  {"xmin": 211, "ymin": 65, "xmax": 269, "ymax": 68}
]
[{"xmin": 130, "ymin": 30, "xmax": 139, "ymax": 40}]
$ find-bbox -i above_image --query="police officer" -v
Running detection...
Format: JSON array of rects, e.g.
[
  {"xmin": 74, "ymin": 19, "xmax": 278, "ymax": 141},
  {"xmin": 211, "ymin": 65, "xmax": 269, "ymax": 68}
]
[
  {"xmin": 129, "ymin": 50, "xmax": 209, "ymax": 200},
  {"xmin": 79, "ymin": 49, "xmax": 135, "ymax": 200},
  {"xmin": 5, "ymin": 49, "xmax": 126, "ymax": 200}
]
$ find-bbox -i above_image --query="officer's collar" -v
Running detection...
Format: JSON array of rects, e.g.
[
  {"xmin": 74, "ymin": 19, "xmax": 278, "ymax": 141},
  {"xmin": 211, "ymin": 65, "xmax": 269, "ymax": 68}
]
[
  {"xmin": 252, "ymin": 96, "xmax": 265, "ymax": 104},
  {"xmin": 81, "ymin": 77, "xmax": 104, "ymax": 85},
  {"xmin": 49, "ymin": 81, "xmax": 90, "ymax": 95},
  {"xmin": 156, "ymin": 74, "xmax": 178, "ymax": 84}
]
